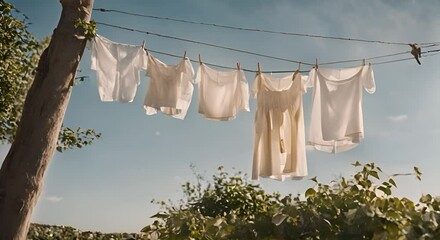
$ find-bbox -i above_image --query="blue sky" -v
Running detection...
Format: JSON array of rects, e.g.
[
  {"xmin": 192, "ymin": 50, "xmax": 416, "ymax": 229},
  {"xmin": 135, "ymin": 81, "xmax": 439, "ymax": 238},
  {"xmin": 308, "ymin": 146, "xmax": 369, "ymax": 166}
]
[{"xmin": 2, "ymin": 0, "xmax": 440, "ymax": 233}]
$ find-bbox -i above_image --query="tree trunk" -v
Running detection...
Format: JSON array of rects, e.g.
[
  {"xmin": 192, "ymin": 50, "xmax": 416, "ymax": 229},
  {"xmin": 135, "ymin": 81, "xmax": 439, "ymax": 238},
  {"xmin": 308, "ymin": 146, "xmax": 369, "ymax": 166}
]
[{"xmin": 0, "ymin": 0, "xmax": 94, "ymax": 239}]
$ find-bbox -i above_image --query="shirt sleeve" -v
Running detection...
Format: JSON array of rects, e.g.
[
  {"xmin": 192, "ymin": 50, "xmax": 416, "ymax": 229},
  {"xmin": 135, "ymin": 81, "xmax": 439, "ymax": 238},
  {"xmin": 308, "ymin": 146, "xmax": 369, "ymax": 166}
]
[
  {"xmin": 238, "ymin": 70, "xmax": 250, "ymax": 111},
  {"xmin": 194, "ymin": 64, "xmax": 203, "ymax": 84},
  {"xmin": 88, "ymin": 38, "xmax": 97, "ymax": 71},
  {"xmin": 304, "ymin": 68, "xmax": 315, "ymax": 89},
  {"xmin": 138, "ymin": 48, "xmax": 148, "ymax": 70},
  {"xmin": 251, "ymin": 74, "xmax": 260, "ymax": 98},
  {"xmin": 85, "ymin": 39, "xmax": 92, "ymax": 50},
  {"xmin": 362, "ymin": 65, "xmax": 376, "ymax": 94},
  {"xmin": 184, "ymin": 58, "xmax": 195, "ymax": 82},
  {"xmin": 146, "ymin": 54, "xmax": 153, "ymax": 78}
]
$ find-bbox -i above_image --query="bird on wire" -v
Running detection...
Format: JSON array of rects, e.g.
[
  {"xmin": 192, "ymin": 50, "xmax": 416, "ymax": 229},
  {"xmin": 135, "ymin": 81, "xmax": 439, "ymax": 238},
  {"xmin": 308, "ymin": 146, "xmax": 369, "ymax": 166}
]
[{"xmin": 409, "ymin": 43, "xmax": 422, "ymax": 65}]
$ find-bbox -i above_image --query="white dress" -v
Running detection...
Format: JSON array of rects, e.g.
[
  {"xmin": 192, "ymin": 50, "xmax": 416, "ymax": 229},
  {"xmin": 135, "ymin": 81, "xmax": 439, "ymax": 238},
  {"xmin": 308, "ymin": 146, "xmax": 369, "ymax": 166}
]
[
  {"xmin": 196, "ymin": 63, "xmax": 250, "ymax": 120},
  {"xmin": 306, "ymin": 65, "xmax": 376, "ymax": 153},
  {"xmin": 88, "ymin": 34, "xmax": 147, "ymax": 102},
  {"xmin": 143, "ymin": 54, "xmax": 195, "ymax": 120},
  {"xmin": 252, "ymin": 71, "xmax": 308, "ymax": 181}
]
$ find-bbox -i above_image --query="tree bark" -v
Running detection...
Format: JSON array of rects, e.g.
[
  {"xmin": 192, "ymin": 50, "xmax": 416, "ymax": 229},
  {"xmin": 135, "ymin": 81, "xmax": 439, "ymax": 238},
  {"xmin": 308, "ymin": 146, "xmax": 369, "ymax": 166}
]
[{"xmin": 0, "ymin": 0, "xmax": 94, "ymax": 239}]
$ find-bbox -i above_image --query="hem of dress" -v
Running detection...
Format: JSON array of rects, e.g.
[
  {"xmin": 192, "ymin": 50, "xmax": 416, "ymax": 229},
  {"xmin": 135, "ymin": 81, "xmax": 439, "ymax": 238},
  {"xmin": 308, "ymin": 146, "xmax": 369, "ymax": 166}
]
[{"xmin": 253, "ymin": 173, "xmax": 307, "ymax": 181}]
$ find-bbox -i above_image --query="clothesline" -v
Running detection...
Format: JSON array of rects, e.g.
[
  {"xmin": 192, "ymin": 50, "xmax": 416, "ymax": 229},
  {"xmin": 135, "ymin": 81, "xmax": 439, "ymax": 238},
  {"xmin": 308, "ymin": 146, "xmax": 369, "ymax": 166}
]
[
  {"xmin": 96, "ymin": 21, "xmax": 313, "ymax": 66},
  {"xmin": 148, "ymin": 48, "xmax": 440, "ymax": 73},
  {"xmin": 92, "ymin": 7, "xmax": 440, "ymax": 47},
  {"xmin": 95, "ymin": 21, "xmax": 440, "ymax": 69}
]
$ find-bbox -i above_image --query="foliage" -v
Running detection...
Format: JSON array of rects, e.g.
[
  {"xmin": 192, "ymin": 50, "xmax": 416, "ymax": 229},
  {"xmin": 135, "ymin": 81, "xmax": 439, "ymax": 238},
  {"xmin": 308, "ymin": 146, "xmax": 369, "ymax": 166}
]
[
  {"xmin": 27, "ymin": 223, "xmax": 145, "ymax": 240},
  {"xmin": 0, "ymin": 0, "xmax": 40, "ymax": 143},
  {"xmin": 142, "ymin": 163, "xmax": 440, "ymax": 239},
  {"xmin": 74, "ymin": 18, "xmax": 97, "ymax": 40},
  {"xmin": 0, "ymin": 0, "xmax": 100, "ymax": 152},
  {"xmin": 56, "ymin": 127, "xmax": 101, "ymax": 152}
]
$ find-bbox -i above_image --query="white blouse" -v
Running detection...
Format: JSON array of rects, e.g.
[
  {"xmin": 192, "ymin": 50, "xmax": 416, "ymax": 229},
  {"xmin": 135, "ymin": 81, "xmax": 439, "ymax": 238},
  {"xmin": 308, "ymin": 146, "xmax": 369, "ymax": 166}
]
[
  {"xmin": 196, "ymin": 63, "xmax": 249, "ymax": 120},
  {"xmin": 306, "ymin": 65, "xmax": 376, "ymax": 153}
]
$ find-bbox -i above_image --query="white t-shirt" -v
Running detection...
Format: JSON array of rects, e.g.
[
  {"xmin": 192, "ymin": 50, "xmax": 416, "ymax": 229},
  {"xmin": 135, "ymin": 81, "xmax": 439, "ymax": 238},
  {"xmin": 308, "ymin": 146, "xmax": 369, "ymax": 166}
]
[
  {"xmin": 306, "ymin": 65, "xmax": 376, "ymax": 153},
  {"xmin": 143, "ymin": 54, "xmax": 195, "ymax": 120},
  {"xmin": 195, "ymin": 64, "xmax": 250, "ymax": 120},
  {"xmin": 88, "ymin": 34, "xmax": 147, "ymax": 102},
  {"xmin": 252, "ymin": 71, "xmax": 308, "ymax": 181}
]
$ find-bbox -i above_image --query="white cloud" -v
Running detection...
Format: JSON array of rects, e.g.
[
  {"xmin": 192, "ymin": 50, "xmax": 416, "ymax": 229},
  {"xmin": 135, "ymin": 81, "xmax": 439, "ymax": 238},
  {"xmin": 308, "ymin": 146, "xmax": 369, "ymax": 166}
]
[
  {"xmin": 387, "ymin": 115, "xmax": 408, "ymax": 123},
  {"xmin": 45, "ymin": 196, "xmax": 63, "ymax": 203}
]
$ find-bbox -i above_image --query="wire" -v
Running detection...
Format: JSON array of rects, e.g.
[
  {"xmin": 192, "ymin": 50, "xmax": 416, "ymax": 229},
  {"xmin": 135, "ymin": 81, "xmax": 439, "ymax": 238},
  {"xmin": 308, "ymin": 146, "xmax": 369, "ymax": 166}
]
[
  {"xmin": 96, "ymin": 21, "xmax": 314, "ymax": 66},
  {"xmin": 148, "ymin": 46, "xmax": 440, "ymax": 73},
  {"xmin": 96, "ymin": 21, "xmax": 439, "ymax": 68},
  {"xmin": 371, "ymin": 49, "xmax": 440, "ymax": 65},
  {"xmin": 319, "ymin": 51, "xmax": 410, "ymax": 66},
  {"xmin": 148, "ymin": 49, "xmax": 307, "ymax": 73},
  {"xmin": 93, "ymin": 8, "xmax": 440, "ymax": 46},
  {"xmin": 96, "ymin": 21, "xmax": 440, "ymax": 68}
]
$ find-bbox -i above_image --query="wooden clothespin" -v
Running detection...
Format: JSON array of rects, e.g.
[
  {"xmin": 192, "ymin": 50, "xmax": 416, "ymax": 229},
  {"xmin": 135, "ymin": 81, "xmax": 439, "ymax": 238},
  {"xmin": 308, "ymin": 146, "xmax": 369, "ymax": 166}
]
[
  {"xmin": 142, "ymin": 40, "xmax": 145, "ymax": 49},
  {"xmin": 198, "ymin": 54, "xmax": 202, "ymax": 65},
  {"xmin": 183, "ymin": 51, "xmax": 187, "ymax": 59},
  {"xmin": 315, "ymin": 58, "xmax": 319, "ymax": 69},
  {"xmin": 257, "ymin": 62, "xmax": 261, "ymax": 74},
  {"xmin": 237, "ymin": 62, "xmax": 241, "ymax": 71},
  {"xmin": 298, "ymin": 62, "xmax": 302, "ymax": 71},
  {"xmin": 362, "ymin": 59, "xmax": 366, "ymax": 66}
]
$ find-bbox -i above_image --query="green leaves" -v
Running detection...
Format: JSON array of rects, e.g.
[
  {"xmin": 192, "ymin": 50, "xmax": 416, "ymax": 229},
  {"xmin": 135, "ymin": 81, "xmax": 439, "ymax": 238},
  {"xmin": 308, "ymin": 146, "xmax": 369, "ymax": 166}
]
[
  {"xmin": 305, "ymin": 188, "xmax": 316, "ymax": 198},
  {"xmin": 56, "ymin": 127, "xmax": 101, "ymax": 152},
  {"xmin": 142, "ymin": 162, "xmax": 440, "ymax": 239},
  {"xmin": 74, "ymin": 19, "xmax": 96, "ymax": 40},
  {"xmin": 1, "ymin": 0, "xmax": 101, "ymax": 152},
  {"xmin": 0, "ymin": 0, "xmax": 40, "ymax": 143}
]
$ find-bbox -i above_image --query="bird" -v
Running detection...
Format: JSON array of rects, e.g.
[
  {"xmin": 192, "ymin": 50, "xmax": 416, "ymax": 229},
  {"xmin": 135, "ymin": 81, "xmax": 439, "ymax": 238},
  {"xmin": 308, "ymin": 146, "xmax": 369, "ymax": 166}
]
[{"xmin": 409, "ymin": 43, "xmax": 421, "ymax": 65}]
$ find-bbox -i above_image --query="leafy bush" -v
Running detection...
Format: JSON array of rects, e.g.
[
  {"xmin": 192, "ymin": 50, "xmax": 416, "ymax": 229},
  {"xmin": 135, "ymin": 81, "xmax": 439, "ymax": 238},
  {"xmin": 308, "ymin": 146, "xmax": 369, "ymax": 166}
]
[
  {"xmin": 27, "ymin": 223, "xmax": 144, "ymax": 240},
  {"xmin": 142, "ymin": 163, "xmax": 440, "ymax": 239}
]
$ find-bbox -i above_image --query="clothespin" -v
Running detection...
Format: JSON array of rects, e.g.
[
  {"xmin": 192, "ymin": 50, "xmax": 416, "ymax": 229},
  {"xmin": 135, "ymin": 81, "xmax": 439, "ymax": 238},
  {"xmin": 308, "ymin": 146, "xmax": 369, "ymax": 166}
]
[
  {"xmin": 257, "ymin": 62, "xmax": 261, "ymax": 75},
  {"xmin": 409, "ymin": 43, "xmax": 421, "ymax": 65},
  {"xmin": 315, "ymin": 58, "xmax": 319, "ymax": 69},
  {"xmin": 183, "ymin": 51, "xmax": 187, "ymax": 59},
  {"xmin": 142, "ymin": 40, "xmax": 145, "ymax": 49},
  {"xmin": 298, "ymin": 62, "xmax": 302, "ymax": 71},
  {"xmin": 198, "ymin": 54, "xmax": 202, "ymax": 65},
  {"xmin": 362, "ymin": 59, "xmax": 366, "ymax": 66},
  {"xmin": 237, "ymin": 62, "xmax": 241, "ymax": 71}
]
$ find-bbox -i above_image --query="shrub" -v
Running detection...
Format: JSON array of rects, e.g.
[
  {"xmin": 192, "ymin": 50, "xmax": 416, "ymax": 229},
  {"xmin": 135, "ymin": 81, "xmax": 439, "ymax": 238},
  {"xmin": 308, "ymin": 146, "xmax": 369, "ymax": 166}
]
[{"xmin": 142, "ymin": 162, "xmax": 440, "ymax": 239}]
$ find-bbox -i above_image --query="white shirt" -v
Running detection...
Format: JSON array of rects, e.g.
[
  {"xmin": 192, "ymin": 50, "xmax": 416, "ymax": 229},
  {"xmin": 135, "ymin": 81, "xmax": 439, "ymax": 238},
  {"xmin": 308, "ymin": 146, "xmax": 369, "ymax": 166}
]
[
  {"xmin": 88, "ymin": 35, "xmax": 147, "ymax": 102},
  {"xmin": 143, "ymin": 54, "xmax": 195, "ymax": 120},
  {"xmin": 195, "ymin": 64, "xmax": 250, "ymax": 120},
  {"xmin": 306, "ymin": 65, "xmax": 376, "ymax": 153},
  {"xmin": 252, "ymin": 71, "xmax": 308, "ymax": 180}
]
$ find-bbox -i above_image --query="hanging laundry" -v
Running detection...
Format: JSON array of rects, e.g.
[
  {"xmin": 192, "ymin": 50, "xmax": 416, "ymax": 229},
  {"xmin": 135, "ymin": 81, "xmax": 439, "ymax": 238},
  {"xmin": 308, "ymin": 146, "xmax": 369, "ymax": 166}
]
[
  {"xmin": 144, "ymin": 53, "xmax": 195, "ymax": 119},
  {"xmin": 88, "ymin": 34, "xmax": 147, "ymax": 102},
  {"xmin": 306, "ymin": 64, "xmax": 376, "ymax": 153},
  {"xmin": 252, "ymin": 71, "xmax": 308, "ymax": 181},
  {"xmin": 195, "ymin": 63, "xmax": 250, "ymax": 120}
]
